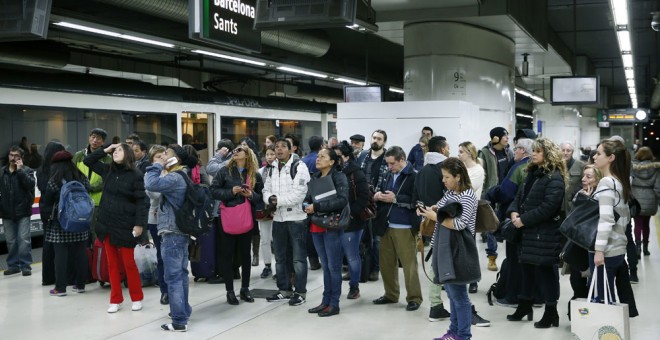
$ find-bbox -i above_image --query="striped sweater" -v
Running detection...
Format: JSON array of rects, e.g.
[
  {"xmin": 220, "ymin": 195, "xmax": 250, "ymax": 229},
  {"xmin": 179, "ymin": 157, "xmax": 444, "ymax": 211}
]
[
  {"xmin": 594, "ymin": 176, "xmax": 629, "ymax": 256},
  {"xmin": 436, "ymin": 187, "xmax": 478, "ymax": 235}
]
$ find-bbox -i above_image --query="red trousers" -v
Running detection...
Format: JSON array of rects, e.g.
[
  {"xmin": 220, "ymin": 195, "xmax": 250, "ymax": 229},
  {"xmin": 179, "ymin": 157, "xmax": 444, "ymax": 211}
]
[{"xmin": 104, "ymin": 237, "xmax": 143, "ymax": 304}]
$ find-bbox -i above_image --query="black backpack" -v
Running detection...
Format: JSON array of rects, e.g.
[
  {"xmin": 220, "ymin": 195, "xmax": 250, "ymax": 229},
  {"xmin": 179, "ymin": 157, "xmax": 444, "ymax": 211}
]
[
  {"xmin": 269, "ymin": 159, "xmax": 299, "ymax": 179},
  {"xmin": 163, "ymin": 171, "xmax": 215, "ymax": 238},
  {"xmin": 486, "ymin": 257, "xmax": 509, "ymax": 305}
]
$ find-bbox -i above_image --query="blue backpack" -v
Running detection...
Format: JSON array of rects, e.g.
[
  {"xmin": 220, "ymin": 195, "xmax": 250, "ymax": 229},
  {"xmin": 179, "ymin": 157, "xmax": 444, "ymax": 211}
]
[{"xmin": 58, "ymin": 181, "xmax": 95, "ymax": 233}]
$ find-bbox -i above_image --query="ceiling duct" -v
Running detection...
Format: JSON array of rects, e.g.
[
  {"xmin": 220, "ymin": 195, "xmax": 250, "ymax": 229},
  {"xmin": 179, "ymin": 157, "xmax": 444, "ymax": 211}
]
[
  {"xmin": 0, "ymin": 41, "xmax": 69, "ymax": 68},
  {"xmin": 94, "ymin": 0, "xmax": 330, "ymax": 57}
]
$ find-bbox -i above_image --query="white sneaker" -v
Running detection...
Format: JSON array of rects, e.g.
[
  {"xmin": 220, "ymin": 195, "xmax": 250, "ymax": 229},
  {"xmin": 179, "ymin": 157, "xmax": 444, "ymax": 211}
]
[
  {"xmin": 132, "ymin": 301, "xmax": 143, "ymax": 311},
  {"xmin": 107, "ymin": 303, "xmax": 121, "ymax": 313}
]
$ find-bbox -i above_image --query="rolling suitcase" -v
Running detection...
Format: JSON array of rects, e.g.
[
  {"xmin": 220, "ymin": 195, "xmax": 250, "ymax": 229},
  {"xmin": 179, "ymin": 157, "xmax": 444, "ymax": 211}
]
[
  {"xmin": 191, "ymin": 220, "xmax": 217, "ymax": 281},
  {"xmin": 92, "ymin": 238, "xmax": 127, "ymax": 287}
]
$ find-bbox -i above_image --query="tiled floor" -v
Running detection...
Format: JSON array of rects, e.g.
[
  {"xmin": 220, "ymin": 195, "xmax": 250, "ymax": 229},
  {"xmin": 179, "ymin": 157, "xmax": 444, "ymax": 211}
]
[{"xmin": 2, "ymin": 218, "xmax": 659, "ymax": 340}]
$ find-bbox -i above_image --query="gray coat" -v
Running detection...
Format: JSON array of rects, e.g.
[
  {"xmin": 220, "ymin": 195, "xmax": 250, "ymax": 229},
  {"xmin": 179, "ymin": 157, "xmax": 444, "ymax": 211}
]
[{"xmin": 632, "ymin": 161, "xmax": 660, "ymax": 216}]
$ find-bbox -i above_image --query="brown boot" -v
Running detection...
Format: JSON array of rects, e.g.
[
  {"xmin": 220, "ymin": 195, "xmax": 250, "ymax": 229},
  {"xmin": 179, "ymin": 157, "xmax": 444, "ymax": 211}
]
[{"xmin": 488, "ymin": 255, "xmax": 498, "ymax": 271}]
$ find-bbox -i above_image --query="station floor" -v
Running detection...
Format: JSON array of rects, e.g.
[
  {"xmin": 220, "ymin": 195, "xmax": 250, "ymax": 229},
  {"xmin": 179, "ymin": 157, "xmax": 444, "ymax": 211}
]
[{"xmin": 1, "ymin": 219, "xmax": 660, "ymax": 340}]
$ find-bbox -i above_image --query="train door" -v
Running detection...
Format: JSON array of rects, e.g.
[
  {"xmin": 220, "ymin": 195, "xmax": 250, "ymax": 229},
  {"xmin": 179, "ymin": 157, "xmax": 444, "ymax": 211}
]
[{"xmin": 181, "ymin": 112, "xmax": 215, "ymax": 165}]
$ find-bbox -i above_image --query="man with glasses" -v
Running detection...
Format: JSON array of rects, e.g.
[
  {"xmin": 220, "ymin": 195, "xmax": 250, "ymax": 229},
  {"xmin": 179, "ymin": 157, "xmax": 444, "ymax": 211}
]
[{"xmin": 1, "ymin": 145, "xmax": 36, "ymax": 276}]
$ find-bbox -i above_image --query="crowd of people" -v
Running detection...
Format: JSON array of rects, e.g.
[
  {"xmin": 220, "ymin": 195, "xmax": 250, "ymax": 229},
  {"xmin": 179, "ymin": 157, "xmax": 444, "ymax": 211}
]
[{"xmin": 1, "ymin": 125, "xmax": 652, "ymax": 339}]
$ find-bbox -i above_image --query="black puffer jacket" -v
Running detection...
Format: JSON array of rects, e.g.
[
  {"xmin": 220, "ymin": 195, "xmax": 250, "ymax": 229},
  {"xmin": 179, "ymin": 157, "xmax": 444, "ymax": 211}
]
[
  {"xmin": 305, "ymin": 167, "xmax": 349, "ymax": 218},
  {"xmin": 342, "ymin": 160, "xmax": 370, "ymax": 232},
  {"xmin": 210, "ymin": 165, "xmax": 263, "ymax": 232},
  {"xmin": 84, "ymin": 148, "xmax": 148, "ymax": 248},
  {"xmin": 507, "ymin": 167, "xmax": 565, "ymax": 266},
  {"xmin": 0, "ymin": 165, "xmax": 35, "ymax": 220}
]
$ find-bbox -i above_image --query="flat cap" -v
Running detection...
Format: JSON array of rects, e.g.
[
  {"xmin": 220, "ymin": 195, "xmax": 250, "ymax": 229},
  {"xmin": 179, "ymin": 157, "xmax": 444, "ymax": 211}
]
[{"xmin": 349, "ymin": 134, "xmax": 365, "ymax": 142}]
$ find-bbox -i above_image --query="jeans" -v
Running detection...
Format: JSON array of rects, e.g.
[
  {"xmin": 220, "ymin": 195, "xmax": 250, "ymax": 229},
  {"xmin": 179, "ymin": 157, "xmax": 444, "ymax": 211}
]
[
  {"xmin": 444, "ymin": 283, "xmax": 472, "ymax": 340},
  {"xmin": 53, "ymin": 240, "xmax": 87, "ymax": 292},
  {"xmin": 148, "ymin": 224, "xmax": 167, "ymax": 294},
  {"xmin": 272, "ymin": 220, "xmax": 308, "ymax": 295},
  {"xmin": 312, "ymin": 230, "xmax": 343, "ymax": 307},
  {"xmin": 340, "ymin": 229, "xmax": 364, "ymax": 289},
  {"xmin": 486, "ymin": 232, "xmax": 498, "ymax": 257},
  {"xmin": 366, "ymin": 222, "xmax": 381, "ymax": 273},
  {"xmin": 588, "ymin": 254, "xmax": 625, "ymax": 303},
  {"xmin": 161, "ymin": 233, "xmax": 192, "ymax": 326},
  {"xmin": 4, "ymin": 217, "xmax": 32, "ymax": 270}
]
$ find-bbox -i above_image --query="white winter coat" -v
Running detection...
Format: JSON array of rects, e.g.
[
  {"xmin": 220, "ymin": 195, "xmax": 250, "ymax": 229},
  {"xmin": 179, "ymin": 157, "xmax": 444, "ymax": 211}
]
[{"xmin": 263, "ymin": 156, "xmax": 310, "ymax": 222}]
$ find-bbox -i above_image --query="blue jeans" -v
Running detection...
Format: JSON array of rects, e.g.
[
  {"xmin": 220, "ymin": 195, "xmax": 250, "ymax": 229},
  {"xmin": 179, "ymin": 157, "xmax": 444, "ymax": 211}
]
[
  {"xmin": 4, "ymin": 217, "xmax": 32, "ymax": 270},
  {"xmin": 161, "ymin": 233, "xmax": 192, "ymax": 326},
  {"xmin": 340, "ymin": 229, "xmax": 364, "ymax": 289},
  {"xmin": 588, "ymin": 254, "xmax": 625, "ymax": 303},
  {"xmin": 312, "ymin": 230, "xmax": 343, "ymax": 308},
  {"xmin": 486, "ymin": 232, "xmax": 498, "ymax": 257},
  {"xmin": 272, "ymin": 220, "xmax": 308, "ymax": 295},
  {"xmin": 444, "ymin": 283, "xmax": 472, "ymax": 340},
  {"xmin": 148, "ymin": 224, "xmax": 167, "ymax": 294}
]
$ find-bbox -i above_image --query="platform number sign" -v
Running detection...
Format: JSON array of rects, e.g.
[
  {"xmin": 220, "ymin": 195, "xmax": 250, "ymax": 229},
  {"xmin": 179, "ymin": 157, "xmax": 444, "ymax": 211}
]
[{"xmin": 450, "ymin": 70, "xmax": 466, "ymax": 97}]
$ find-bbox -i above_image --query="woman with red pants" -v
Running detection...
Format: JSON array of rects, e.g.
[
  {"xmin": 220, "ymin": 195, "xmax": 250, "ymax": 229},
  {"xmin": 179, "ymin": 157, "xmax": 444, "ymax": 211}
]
[{"xmin": 85, "ymin": 142, "xmax": 148, "ymax": 313}]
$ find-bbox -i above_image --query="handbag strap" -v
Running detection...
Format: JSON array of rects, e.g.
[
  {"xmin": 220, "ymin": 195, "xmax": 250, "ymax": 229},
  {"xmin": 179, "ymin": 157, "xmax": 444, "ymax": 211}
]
[
  {"xmin": 418, "ymin": 243, "xmax": 439, "ymax": 286},
  {"xmin": 385, "ymin": 175, "xmax": 407, "ymax": 218},
  {"xmin": 589, "ymin": 178, "xmax": 621, "ymax": 207}
]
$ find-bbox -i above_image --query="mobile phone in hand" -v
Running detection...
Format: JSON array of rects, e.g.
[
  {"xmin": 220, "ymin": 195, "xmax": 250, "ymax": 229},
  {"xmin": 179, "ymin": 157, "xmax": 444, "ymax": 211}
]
[
  {"xmin": 241, "ymin": 184, "xmax": 250, "ymax": 190},
  {"xmin": 416, "ymin": 201, "xmax": 425, "ymax": 212}
]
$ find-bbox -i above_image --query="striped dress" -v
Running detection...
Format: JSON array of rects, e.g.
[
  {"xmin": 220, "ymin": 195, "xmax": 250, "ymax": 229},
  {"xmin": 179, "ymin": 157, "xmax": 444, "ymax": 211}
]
[{"xmin": 594, "ymin": 176, "xmax": 629, "ymax": 257}]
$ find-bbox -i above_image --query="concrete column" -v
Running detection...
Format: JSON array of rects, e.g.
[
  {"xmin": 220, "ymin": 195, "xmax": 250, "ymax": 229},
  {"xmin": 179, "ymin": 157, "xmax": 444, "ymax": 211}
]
[
  {"xmin": 534, "ymin": 103, "xmax": 581, "ymax": 150},
  {"xmin": 403, "ymin": 22, "xmax": 515, "ymax": 119}
]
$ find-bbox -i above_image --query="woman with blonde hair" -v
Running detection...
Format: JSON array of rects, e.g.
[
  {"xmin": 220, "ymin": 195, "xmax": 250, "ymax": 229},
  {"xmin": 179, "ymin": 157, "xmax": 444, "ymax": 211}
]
[
  {"xmin": 506, "ymin": 138, "xmax": 566, "ymax": 328},
  {"xmin": 210, "ymin": 145, "xmax": 263, "ymax": 305},
  {"xmin": 457, "ymin": 141, "xmax": 485, "ymax": 198}
]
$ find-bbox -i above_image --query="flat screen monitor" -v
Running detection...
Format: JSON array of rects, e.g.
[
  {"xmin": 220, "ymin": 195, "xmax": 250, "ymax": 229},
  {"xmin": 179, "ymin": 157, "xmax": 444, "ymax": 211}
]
[
  {"xmin": 550, "ymin": 76, "xmax": 599, "ymax": 105},
  {"xmin": 344, "ymin": 85, "xmax": 382, "ymax": 102}
]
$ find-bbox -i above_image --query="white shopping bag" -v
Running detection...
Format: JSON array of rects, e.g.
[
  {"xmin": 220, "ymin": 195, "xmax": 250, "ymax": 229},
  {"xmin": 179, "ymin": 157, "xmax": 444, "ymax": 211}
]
[
  {"xmin": 571, "ymin": 266, "xmax": 630, "ymax": 340},
  {"xmin": 134, "ymin": 243, "xmax": 158, "ymax": 287}
]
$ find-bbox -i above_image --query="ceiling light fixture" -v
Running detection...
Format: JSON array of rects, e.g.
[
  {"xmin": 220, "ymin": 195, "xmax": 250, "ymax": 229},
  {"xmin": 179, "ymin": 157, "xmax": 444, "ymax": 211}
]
[
  {"xmin": 609, "ymin": 0, "xmax": 637, "ymax": 108},
  {"xmin": 53, "ymin": 22, "xmax": 174, "ymax": 48},
  {"xmin": 616, "ymin": 30, "xmax": 632, "ymax": 52},
  {"xmin": 515, "ymin": 87, "xmax": 545, "ymax": 103},
  {"xmin": 276, "ymin": 66, "xmax": 328, "ymax": 78},
  {"xmin": 335, "ymin": 78, "xmax": 367, "ymax": 86},
  {"xmin": 192, "ymin": 49, "xmax": 266, "ymax": 66}
]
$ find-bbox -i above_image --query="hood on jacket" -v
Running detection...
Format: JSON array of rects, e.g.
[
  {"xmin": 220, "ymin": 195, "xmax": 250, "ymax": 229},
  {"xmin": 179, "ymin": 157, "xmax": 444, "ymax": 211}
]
[{"xmin": 424, "ymin": 152, "xmax": 447, "ymax": 165}]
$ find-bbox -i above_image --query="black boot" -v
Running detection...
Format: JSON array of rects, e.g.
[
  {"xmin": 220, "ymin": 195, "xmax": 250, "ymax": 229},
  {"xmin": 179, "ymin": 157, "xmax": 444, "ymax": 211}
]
[
  {"xmin": 227, "ymin": 290, "xmax": 239, "ymax": 305},
  {"xmin": 507, "ymin": 299, "xmax": 533, "ymax": 321},
  {"xmin": 643, "ymin": 242, "xmax": 650, "ymax": 256},
  {"xmin": 636, "ymin": 242, "xmax": 642, "ymax": 258},
  {"xmin": 240, "ymin": 287, "xmax": 254, "ymax": 302},
  {"xmin": 534, "ymin": 304, "xmax": 559, "ymax": 328}
]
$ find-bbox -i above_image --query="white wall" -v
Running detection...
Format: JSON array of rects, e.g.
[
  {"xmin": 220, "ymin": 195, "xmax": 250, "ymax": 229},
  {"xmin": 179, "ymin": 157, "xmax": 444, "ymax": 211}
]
[
  {"xmin": 535, "ymin": 103, "xmax": 581, "ymax": 155},
  {"xmin": 337, "ymin": 100, "xmax": 512, "ymax": 157}
]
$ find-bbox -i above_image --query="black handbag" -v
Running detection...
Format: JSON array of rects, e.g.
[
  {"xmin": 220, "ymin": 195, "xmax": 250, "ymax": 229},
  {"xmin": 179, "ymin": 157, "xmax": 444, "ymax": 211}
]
[
  {"xmin": 311, "ymin": 205, "xmax": 351, "ymax": 231},
  {"xmin": 560, "ymin": 240, "xmax": 589, "ymax": 271},
  {"xmin": 499, "ymin": 218, "xmax": 522, "ymax": 244},
  {"xmin": 559, "ymin": 181, "xmax": 620, "ymax": 251}
]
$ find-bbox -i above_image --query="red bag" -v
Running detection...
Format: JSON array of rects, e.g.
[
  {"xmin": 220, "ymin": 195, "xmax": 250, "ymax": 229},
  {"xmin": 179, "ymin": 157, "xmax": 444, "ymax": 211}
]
[{"xmin": 92, "ymin": 238, "xmax": 126, "ymax": 286}]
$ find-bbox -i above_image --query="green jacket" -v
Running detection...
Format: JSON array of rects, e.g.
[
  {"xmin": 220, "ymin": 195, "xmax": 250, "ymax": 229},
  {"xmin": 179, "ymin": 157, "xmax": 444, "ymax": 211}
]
[
  {"xmin": 73, "ymin": 146, "xmax": 111, "ymax": 206},
  {"xmin": 478, "ymin": 142, "xmax": 514, "ymax": 199}
]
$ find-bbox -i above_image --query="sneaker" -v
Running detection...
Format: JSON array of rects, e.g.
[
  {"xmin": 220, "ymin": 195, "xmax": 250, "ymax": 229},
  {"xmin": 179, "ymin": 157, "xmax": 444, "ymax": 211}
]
[
  {"xmin": 260, "ymin": 266, "xmax": 272, "ymax": 278},
  {"xmin": 266, "ymin": 292, "xmax": 291, "ymax": 302},
  {"xmin": 368, "ymin": 271, "xmax": 379, "ymax": 281},
  {"xmin": 132, "ymin": 301, "xmax": 143, "ymax": 311},
  {"xmin": 347, "ymin": 287, "xmax": 360, "ymax": 299},
  {"xmin": 471, "ymin": 311, "xmax": 490, "ymax": 327},
  {"xmin": 107, "ymin": 303, "xmax": 121, "ymax": 313},
  {"xmin": 22, "ymin": 270, "xmax": 32, "ymax": 276},
  {"xmin": 495, "ymin": 298, "xmax": 517, "ymax": 308},
  {"xmin": 161, "ymin": 323, "xmax": 188, "ymax": 332},
  {"xmin": 468, "ymin": 282, "xmax": 478, "ymax": 294},
  {"xmin": 429, "ymin": 304, "xmax": 451, "ymax": 322},
  {"xmin": 288, "ymin": 293, "xmax": 306, "ymax": 306},
  {"xmin": 71, "ymin": 286, "xmax": 86, "ymax": 294},
  {"xmin": 3, "ymin": 268, "xmax": 20, "ymax": 276},
  {"xmin": 49, "ymin": 289, "xmax": 67, "ymax": 297},
  {"xmin": 435, "ymin": 330, "xmax": 463, "ymax": 340}
]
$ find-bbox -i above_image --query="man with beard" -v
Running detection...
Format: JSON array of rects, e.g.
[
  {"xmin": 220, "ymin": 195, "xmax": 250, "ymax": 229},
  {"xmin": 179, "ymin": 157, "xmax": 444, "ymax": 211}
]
[{"xmin": 357, "ymin": 130, "xmax": 390, "ymax": 281}]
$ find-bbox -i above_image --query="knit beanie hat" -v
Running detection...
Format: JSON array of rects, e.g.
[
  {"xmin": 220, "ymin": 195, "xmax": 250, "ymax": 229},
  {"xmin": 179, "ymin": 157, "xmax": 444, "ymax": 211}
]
[
  {"xmin": 169, "ymin": 145, "xmax": 188, "ymax": 164},
  {"xmin": 489, "ymin": 127, "xmax": 508, "ymax": 144},
  {"xmin": 51, "ymin": 150, "xmax": 73, "ymax": 163}
]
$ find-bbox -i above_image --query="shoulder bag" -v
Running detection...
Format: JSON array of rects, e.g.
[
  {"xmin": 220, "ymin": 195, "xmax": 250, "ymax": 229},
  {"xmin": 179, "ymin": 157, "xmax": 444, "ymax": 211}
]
[
  {"xmin": 220, "ymin": 178, "xmax": 254, "ymax": 235},
  {"xmin": 475, "ymin": 199, "xmax": 499, "ymax": 233},
  {"xmin": 559, "ymin": 179, "xmax": 620, "ymax": 251}
]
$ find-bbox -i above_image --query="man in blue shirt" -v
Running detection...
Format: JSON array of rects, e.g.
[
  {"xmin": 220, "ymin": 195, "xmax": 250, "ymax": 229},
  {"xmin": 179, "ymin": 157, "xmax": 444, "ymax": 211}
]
[{"xmin": 302, "ymin": 136, "xmax": 323, "ymax": 175}]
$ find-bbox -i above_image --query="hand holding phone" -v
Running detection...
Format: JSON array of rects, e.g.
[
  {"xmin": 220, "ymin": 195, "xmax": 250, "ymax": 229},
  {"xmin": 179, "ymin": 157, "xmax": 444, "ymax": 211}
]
[
  {"xmin": 241, "ymin": 184, "xmax": 250, "ymax": 191},
  {"xmin": 165, "ymin": 157, "xmax": 178, "ymax": 168},
  {"xmin": 416, "ymin": 201, "xmax": 426, "ymax": 212}
]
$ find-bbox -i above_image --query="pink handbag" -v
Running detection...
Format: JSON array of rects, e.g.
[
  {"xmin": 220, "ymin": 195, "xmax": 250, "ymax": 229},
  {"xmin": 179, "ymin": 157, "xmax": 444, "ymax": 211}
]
[{"xmin": 220, "ymin": 178, "xmax": 254, "ymax": 235}]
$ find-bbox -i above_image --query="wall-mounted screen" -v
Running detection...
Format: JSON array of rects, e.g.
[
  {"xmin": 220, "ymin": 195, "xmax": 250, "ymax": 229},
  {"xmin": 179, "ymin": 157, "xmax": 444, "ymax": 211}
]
[
  {"xmin": 550, "ymin": 76, "xmax": 599, "ymax": 105},
  {"xmin": 344, "ymin": 85, "xmax": 382, "ymax": 102}
]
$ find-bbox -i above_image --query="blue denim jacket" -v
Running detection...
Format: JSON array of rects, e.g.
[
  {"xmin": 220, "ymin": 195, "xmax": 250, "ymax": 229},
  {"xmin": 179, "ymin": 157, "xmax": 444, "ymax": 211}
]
[{"xmin": 144, "ymin": 163, "xmax": 188, "ymax": 235}]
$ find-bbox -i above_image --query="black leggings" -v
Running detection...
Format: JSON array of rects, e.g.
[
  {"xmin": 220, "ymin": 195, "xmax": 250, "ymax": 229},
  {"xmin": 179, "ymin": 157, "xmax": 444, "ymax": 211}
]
[
  {"xmin": 219, "ymin": 225, "xmax": 252, "ymax": 292},
  {"xmin": 54, "ymin": 240, "xmax": 88, "ymax": 292},
  {"xmin": 520, "ymin": 263, "xmax": 560, "ymax": 305}
]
